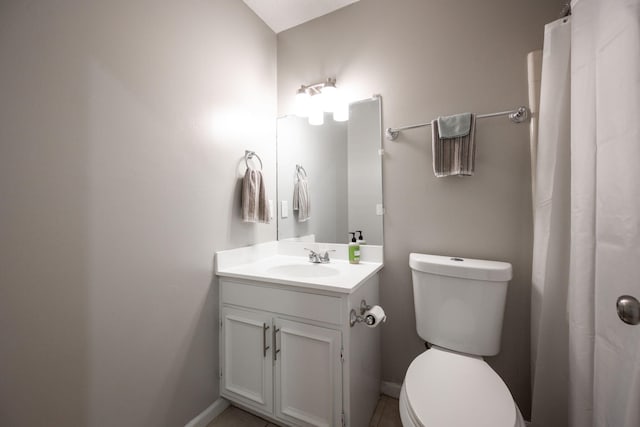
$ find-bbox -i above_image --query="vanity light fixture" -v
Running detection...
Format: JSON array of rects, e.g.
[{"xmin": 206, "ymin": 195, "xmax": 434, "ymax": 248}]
[{"xmin": 294, "ymin": 77, "xmax": 349, "ymax": 125}]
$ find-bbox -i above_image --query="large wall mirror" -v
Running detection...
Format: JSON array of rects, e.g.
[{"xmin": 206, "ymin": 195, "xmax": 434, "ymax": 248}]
[{"xmin": 276, "ymin": 96, "xmax": 383, "ymax": 245}]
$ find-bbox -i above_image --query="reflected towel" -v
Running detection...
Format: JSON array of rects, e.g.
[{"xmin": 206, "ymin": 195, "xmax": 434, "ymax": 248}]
[
  {"xmin": 293, "ymin": 169, "xmax": 310, "ymax": 222},
  {"xmin": 432, "ymin": 114, "xmax": 476, "ymax": 177},
  {"xmin": 242, "ymin": 167, "xmax": 270, "ymax": 223}
]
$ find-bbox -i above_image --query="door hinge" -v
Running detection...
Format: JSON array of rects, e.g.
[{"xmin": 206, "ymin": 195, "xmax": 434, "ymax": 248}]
[
  {"xmin": 219, "ymin": 318, "xmax": 223, "ymax": 328},
  {"xmin": 340, "ymin": 347, "xmax": 345, "ymax": 363},
  {"xmin": 219, "ymin": 368, "xmax": 222, "ymax": 379},
  {"xmin": 341, "ymin": 410, "xmax": 346, "ymax": 427}
]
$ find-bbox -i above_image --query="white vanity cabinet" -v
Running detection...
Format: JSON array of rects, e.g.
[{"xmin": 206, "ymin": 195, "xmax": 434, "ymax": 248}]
[
  {"xmin": 219, "ymin": 274, "xmax": 380, "ymax": 427},
  {"xmin": 220, "ymin": 301, "xmax": 342, "ymax": 426}
]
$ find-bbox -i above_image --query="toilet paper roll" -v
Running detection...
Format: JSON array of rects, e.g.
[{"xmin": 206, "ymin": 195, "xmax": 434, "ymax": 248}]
[{"xmin": 364, "ymin": 305, "xmax": 386, "ymax": 328}]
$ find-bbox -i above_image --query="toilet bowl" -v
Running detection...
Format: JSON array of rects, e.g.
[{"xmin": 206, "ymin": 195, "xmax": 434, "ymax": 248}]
[
  {"xmin": 399, "ymin": 346, "xmax": 526, "ymax": 427},
  {"xmin": 402, "ymin": 253, "xmax": 525, "ymax": 427}
]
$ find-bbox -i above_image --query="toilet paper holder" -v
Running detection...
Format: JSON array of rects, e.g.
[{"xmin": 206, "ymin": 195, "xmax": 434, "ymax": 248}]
[{"xmin": 350, "ymin": 300, "xmax": 384, "ymax": 327}]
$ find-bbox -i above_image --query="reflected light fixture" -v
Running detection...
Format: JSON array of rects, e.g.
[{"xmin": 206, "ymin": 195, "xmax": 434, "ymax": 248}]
[{"xmin": 294, "ymin": 77, "xmax": 349, "ymax": 125}]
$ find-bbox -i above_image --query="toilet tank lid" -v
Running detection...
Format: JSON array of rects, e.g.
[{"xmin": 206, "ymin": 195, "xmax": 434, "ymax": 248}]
[{"xmin": 409, "ymin": 253, "xmax": 512, "ymax": 282}]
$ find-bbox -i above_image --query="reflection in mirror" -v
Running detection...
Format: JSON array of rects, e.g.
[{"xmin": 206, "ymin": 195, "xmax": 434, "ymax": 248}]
[{"xmin": 276, "ymin": 96, "xmax": 383, "ymax": 245}]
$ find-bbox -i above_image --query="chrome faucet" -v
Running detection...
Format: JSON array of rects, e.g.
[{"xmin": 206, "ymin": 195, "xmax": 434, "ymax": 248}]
[{"xmin": 304, "ymin": 248, "xmax": 335, "ymax": 264}]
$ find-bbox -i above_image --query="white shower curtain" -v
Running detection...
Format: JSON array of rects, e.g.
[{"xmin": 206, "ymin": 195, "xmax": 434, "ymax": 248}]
[
  {"xmin": 531, "ymin": 0, "xmax": 640, "ymax": 426},
  {"xmin": 530, "ymin": 16, "xmax": 571, "ymax": 427},
  {"xmin": 569, "ymin": 0, "xmax": 640, "ymax": 425}
]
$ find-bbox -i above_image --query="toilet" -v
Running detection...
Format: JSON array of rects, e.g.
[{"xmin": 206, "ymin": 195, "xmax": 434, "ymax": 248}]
[{"xmin": 400, "ymin": 253, "xmax": 526, "ymax": 427}]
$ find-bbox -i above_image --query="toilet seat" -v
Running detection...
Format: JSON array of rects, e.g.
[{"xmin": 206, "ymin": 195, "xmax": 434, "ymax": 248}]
[{"xmin": 400, "ymin": 347, "xmax": 523, "ymax": 427}]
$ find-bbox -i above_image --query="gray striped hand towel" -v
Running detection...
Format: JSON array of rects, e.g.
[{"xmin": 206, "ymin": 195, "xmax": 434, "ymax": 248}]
[{"xmin": 431, "ymin": 114, "xmax": 476, "ymax": 177}]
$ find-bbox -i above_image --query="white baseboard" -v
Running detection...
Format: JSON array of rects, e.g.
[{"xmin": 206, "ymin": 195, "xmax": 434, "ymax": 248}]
[
  {"xmin": 185, "ymin": 398, "xmax": 230, "ymax": 427},
  {"xmin": 380, "ymin": 381, "xmax": 401, "ymax": 399}
]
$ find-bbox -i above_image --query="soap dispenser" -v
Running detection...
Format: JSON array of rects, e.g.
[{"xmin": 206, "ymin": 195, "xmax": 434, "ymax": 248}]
[
  {"xmin": 348, "ymin": 232, "xmax": 360, "ymax": 264},
  {"xmin": 356, "ymin": 230, "xmax": 366, "ymax": 245}
]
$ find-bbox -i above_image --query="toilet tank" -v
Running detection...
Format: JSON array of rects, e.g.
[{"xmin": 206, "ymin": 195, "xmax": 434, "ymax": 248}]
[{"xmin": 409, "ymin": 253, "xmax": 512, "ymax": 356}]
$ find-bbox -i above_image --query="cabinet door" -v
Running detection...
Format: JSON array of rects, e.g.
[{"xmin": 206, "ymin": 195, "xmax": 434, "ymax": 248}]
[
  {"xmin": 274, "ymin": 319, "xmax": 342, "ymax": 427},
  {"xmin": 221, "ymin": 306, "xmax": 273, "ymax": 414}
]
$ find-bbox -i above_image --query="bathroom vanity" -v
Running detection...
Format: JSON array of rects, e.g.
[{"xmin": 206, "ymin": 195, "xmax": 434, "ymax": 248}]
[{"xmin": 215, "ymin": 241, "xmax": 383, "ymax": 427}]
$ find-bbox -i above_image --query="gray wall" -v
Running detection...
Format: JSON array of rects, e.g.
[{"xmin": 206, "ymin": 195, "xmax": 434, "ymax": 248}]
[
  {"xmin": 277, "ymin": 0, "xmax": 562, "ymax": 417},
  {"xmin": 0, "ymin": 1, "xmax": 276, "ymax": 426}
]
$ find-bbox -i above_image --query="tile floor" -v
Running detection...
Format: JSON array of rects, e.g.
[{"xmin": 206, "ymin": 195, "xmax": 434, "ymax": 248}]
[
  {"xmin": 207, "ymin": 395, "xmax": 401, "ymax": 427},
  {"xmin": 367, "ymin": 395, "xmax": 402, "ymax": 427}
]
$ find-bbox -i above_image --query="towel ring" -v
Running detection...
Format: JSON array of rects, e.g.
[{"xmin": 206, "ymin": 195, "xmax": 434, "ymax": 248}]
[
  {"xmin": 245, "ymin": 150, "xmax": 263, "ymax": 170},
  {"xmin": 296, "ymin": 164, "xmax": 308, "ymax": 177}
]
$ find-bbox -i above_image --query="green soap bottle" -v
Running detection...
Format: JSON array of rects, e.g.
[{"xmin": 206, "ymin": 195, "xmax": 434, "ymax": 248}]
[{"xmin": 348, "ymin": 232, "xmax": 360, "ymax": 264}]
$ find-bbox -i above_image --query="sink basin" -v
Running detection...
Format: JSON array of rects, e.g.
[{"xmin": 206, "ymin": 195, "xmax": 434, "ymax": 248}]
[{"xmin": 266, "ymin": 263, "xmax": 340, "ymax": 278}]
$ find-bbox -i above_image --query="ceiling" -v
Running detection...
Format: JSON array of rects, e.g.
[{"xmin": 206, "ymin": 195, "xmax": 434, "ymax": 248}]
[{"xmin": 243, "ymin": 0, "xmax": 360, "ymax": 34}]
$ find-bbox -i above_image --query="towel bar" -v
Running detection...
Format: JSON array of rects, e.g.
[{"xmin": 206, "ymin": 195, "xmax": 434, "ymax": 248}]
[{"xmin": 385, "ymin": 106, "xmax": 529, "ymax": 141}]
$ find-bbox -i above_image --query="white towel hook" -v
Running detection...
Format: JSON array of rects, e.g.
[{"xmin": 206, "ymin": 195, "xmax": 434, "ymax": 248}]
[{"xmin": 245, "ymin": 150, "xmax": 263, "ymax": 170}]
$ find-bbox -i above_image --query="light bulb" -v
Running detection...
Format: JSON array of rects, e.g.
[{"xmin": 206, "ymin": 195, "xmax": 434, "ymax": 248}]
[
  {"xmin": 333, "ymin": 104, "xmax": 349, "ymax": 122},
  {"xmin": 308, "ymin": 94, "xmax": 324, "ymax": 125},
  {"xmin": 333, "ymin": 93, "xmax": 349, "ymax": 122},
  {"xmin": 295, "ymin": 88, "xmax": 310, "ymax": 117},
  {"xmin": 321, "ymin": 84, "xmax": 337, "ymax": 112}
]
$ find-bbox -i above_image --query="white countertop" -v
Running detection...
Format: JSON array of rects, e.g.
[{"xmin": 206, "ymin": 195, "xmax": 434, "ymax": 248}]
[{"xmin": 215, "ymin": 241, "xmax": 383, "ymax": 294}]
